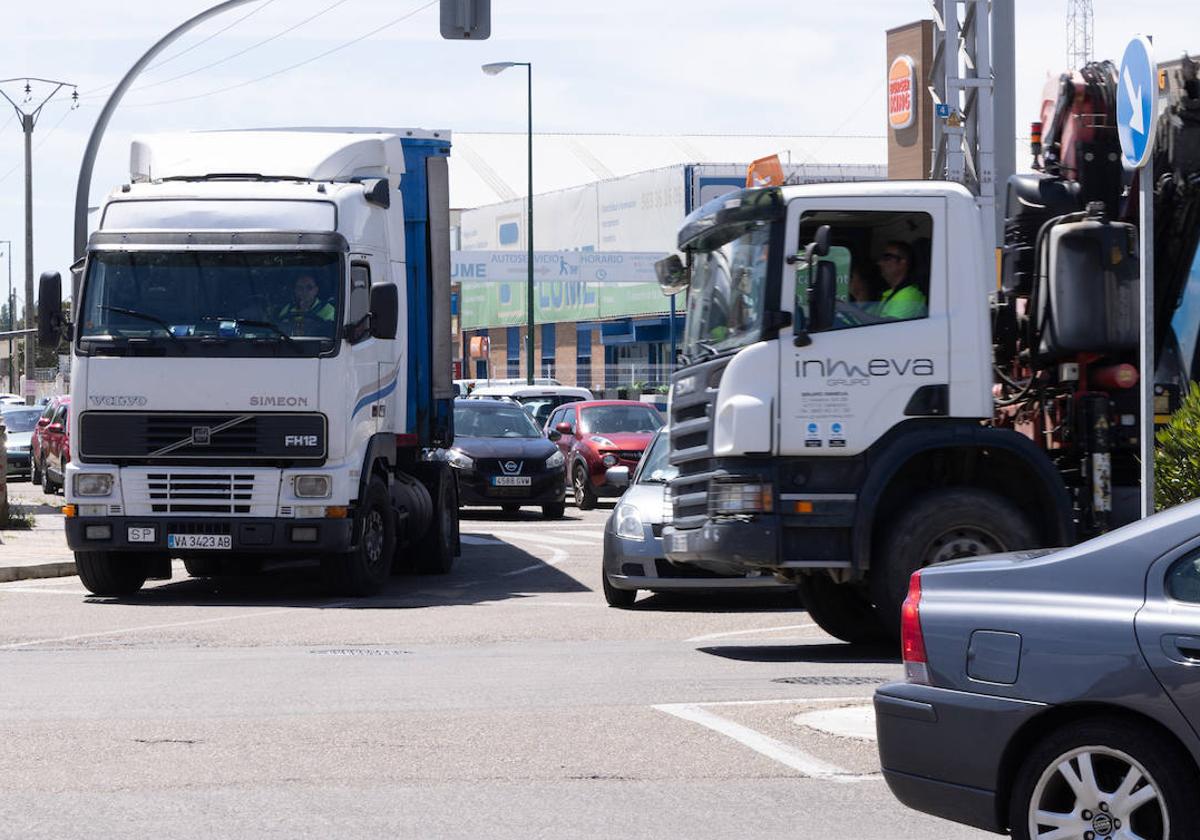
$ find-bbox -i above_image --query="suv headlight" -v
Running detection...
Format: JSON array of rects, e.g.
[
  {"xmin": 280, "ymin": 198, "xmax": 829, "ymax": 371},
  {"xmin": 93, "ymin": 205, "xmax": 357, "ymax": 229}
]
[
  {"xmin": 293, "ymin": 474, "xmax": 332, "ymax": 499},
  {"xmin": 73, "ymin": 473, "xmax": 113, "ymax": 497},
  {"xmin": 709, "ymin": 482, "xmax": 774, "ymax": 516},
  {"xmin": 614, "ymin": 502, "xmax": 644, "ymax": 541},
  {"xmin": 545, "ymin": 450, "xmax": 565, "ymax": 469},
  {"xmin": 602, "ymin": 453, "xmax": 618, "ymax": 468},
  {"xmin": 446, "ymin": 449, "xmax": 474, "ymax": 470}
]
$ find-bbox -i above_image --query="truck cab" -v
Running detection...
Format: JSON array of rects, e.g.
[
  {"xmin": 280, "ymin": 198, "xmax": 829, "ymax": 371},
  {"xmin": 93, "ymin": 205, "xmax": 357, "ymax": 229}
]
[{"xmin": 44, "ymin": 129, "xmax": 460, "ymax": 597}]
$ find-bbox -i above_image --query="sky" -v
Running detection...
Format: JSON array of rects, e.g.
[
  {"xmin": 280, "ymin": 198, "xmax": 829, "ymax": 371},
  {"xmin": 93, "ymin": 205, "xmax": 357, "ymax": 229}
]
[{"xmin": 0, "ymin": 0, "xmax": 1194, "ymax": 311}]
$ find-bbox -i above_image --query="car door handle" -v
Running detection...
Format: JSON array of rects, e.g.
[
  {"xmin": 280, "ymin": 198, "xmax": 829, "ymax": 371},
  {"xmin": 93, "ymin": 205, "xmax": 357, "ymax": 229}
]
[{"xmin": 1162, "ymin": 634, "xmax": 1200, "ymax": 664}]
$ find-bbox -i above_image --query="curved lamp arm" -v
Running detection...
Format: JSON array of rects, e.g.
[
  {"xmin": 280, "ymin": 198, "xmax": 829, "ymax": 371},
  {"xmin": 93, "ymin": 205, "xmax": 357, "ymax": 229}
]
[{"xmin": 74, "ymin": 0, "xmax": 260, "ymax": 257}]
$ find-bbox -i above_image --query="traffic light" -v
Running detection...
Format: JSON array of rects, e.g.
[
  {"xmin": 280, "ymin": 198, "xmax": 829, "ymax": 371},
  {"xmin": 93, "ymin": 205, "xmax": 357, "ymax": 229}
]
[{"xmin": 440, "ymin": 0, "xmax": 490, "ymax": 39}]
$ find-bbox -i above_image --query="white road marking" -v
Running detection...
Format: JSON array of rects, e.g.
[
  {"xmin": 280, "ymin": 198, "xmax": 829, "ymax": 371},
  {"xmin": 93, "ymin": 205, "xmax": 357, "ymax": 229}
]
[
  {"xmin": 685, "ymin": 623, "xmax": 817, "ymax": 643},
  {"xmin": 793, "ymin": 705, "xmax": 877, "ymax": 741},
  {"xmin": 484, "ymin": 530, "xmax": 597, "ymax": 546},
  {"xmin": 0, "ymin": 601, "xmax": 352, "ymax": 650},
  {"xmin": 653, "ymin": 702, "xmax": 879, "ymax": 783},
  {"xmin": 695, "ymin": 697, "xmax": 872, "ymax": 707}
]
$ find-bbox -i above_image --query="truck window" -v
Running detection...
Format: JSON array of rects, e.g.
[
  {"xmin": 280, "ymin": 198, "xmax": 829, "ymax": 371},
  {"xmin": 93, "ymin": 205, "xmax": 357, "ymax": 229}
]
[
  {"xmin": 1168, "ymin": 245, "xmax": 1200, "ymax": 381},
  {"xmin": 349, "ymin": 263, "xmax": 371, "ymax": 324},
  {"xmin": 795, "ymin": 210, "xmax": 932, "ymax": 331}
]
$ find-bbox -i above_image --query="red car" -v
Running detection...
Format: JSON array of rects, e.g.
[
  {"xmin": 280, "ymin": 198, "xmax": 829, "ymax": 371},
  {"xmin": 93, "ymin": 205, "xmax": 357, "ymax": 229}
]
[
  {"xmin": 546, "ymin": 400, "xmax": 663, "ymax": 509},
  {"xmin": 35, "ymin": 396, "xmax": 70, "ymax": 494},
  {"xmin": 31, "ymin": 395, "xmax": 68, "ymax": 488}
]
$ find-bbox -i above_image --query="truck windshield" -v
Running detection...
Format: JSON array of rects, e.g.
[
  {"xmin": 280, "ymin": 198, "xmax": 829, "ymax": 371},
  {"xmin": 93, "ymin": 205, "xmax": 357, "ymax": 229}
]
[
  {"xmin": 682, "ymin": 221, "xmax": 772, "ymax": 359},
  {"xmin": 77, "ymin": 251, "xmax": 342, "ymax": 357}
]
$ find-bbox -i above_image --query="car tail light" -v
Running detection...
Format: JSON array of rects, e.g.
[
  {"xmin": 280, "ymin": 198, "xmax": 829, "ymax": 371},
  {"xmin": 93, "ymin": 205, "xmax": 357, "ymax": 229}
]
[{"xmin": 900, "ymin": 570, "xmax": 930, "ymax": 684}]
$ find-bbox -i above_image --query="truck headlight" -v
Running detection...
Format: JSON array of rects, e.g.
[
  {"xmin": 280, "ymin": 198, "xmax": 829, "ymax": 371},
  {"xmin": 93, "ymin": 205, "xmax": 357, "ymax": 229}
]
[
  {"xmin": 293, "ymin": 474, "xmax": 332, "ymax": 499},
  {"xmin": 709, "ymin": 482, "xmax": 774, "ymax": 516},
  {"xmin": 614, "ymin": 502, "xmax": 644, "ymax": 541},
  {"xmin": 545, "ymin": 450, "xmax": 565, "ymax": 469},
  {"xmin": 446, "ymin": 449, "xmax": 474, "ymax": 470},
  {"xmin": 73, "ymin": 473, "xmax": 113, "ymax": 497}
]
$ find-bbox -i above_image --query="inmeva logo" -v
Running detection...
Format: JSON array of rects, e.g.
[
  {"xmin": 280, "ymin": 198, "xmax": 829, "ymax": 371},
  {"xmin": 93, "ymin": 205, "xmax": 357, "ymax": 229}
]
[
  {"xmin": 250, "ymin": 395, "xmax": 309, "ymax": 407},
  {"xmin": 797, "ymin": 358, "xmax": 935, "ymax": 379}
]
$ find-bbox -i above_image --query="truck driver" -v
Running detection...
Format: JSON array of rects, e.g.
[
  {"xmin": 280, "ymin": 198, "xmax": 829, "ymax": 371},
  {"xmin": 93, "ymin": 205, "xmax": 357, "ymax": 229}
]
[
  {"xmin": 278, "ymin": 273, "xmax": 335, "ymax": 336},
  {"xmin": 875, "ymin": 240, "xmax": 927, "ymax": 320}
]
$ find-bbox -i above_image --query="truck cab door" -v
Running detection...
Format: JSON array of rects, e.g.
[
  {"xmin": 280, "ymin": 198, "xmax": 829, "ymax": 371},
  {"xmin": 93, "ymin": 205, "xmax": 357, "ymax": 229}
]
[
  {"xmin": 778, "ymin": 198, "xmax": 950, "ymax": 457},
  {"xmin": 347, "ymin": 254, "xmax": 391, "ymax": 441}
]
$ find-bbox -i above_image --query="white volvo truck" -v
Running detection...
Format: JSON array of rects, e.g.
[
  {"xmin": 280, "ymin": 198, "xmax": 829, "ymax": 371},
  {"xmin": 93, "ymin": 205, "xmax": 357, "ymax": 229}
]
[
  {"xmin": 39, "ymin": 129, "xmax": 460, "ymax": 597},
  {"xmin": 656, "ymin": 57, "xmax": 1200, "ymax": 640}
]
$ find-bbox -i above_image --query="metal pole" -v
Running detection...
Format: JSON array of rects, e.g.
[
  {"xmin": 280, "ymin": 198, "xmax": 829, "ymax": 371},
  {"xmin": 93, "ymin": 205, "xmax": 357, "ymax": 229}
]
[
  {"xmin": 1140, "ymin": 169, "xmax": 1155, "ymax": 517},
  {"xmin": 669, "ymin": 293, "xmax": 677, "ymax": 377},
  {"xmin": 525, "ymin": 63, "xmax": 535, "ymax": 386},
  {"xmin": 3, "ymin": 242, "xmax": 11, "ymax": 394},
  {"xmin": 74, "ymin": 0, "xmax": 259, "ymax": 258},
  {"xmin": 23, "ymin": 115, "xmax": 34, "ymax": 405}
]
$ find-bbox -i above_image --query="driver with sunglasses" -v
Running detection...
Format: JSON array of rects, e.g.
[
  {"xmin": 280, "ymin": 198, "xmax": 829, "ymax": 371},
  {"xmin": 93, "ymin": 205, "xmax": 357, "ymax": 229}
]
[{"xmin": 875, "ymin": 240, "xmax": 927, "ymax": 320}]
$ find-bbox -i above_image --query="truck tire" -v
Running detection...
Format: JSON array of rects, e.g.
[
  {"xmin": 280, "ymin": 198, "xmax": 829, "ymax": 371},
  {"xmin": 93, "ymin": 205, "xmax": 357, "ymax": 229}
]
[
  {"xmin": 796, "ymin": 574, "xmax": 886, "ymax": 644},
  {"xmin": 415, "ymin": 468, "xmax": 458, "ymax": 575},
  {"xmin": 183, "ymin": 557, "xmax": 222, "ymax": 577},
  {"xmin": 321, "ymin": 477, "xmax": 394, "ymax": 596},
  {"xmin": 76, "ymin": 551, "xmax": 148, "ymax": 597},
  {"xmin": 573, "ymin": 463, "xmax": 597, "ymax": 511},
  {"xmin": 871, "ymin": 487, "xmax": 1038, "ymax": 634}
]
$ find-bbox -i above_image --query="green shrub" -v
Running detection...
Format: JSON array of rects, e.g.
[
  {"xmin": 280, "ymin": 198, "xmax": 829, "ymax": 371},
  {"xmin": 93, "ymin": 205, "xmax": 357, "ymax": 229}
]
[{"xmin": 1156, "ymin": 383, "xmax": 1200, "ymax": 511}]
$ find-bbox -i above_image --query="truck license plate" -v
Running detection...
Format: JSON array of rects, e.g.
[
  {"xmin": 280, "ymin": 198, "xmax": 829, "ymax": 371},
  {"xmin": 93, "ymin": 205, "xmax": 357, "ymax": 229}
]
[
  {"xmin": 127, "ymin": 527, "xmax": 156, "ymax": 543},
  {"xmin": 167, "ymin": 534, "xmax": 232, "ymax": 550},
  {"xmin": 491, "ymin": 476, "xmax": 531, "ymax": 486},
  {"xmin": 670, "ymin": 533, "xmax": 688, "ymax": 553}
]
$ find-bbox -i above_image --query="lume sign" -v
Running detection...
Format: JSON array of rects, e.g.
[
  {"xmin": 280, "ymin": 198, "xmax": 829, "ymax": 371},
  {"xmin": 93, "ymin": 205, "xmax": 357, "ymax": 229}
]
[{"xmin": 888, "ymin": 55, "xmax": 916, "ymax": 131}]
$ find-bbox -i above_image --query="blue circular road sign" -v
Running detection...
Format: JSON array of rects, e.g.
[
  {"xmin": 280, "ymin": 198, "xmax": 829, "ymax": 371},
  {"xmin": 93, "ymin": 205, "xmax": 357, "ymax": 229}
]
[{"xmin": 1117, "ymin": 36, "xmax": 1159, "ymax": 170}]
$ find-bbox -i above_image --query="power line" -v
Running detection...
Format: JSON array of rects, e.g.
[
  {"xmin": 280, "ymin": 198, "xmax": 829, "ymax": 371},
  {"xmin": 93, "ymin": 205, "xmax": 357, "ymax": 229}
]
[
  {"xmin": 124, "ymin": 0, "xmax": 437, "ymax": 109},
  {"xmin": 80, "ymin": 0, "xmax": 281, "ymax": 98},
  {"xmin": 80, "ymin": 0, "xmax": 351, "ymax": 101}
]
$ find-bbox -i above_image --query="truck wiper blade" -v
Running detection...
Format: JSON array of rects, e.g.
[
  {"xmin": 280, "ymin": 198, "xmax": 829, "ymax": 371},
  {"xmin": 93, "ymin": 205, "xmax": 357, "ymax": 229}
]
[
  {"xmin": 99, "ymin": 305, "xmax": 177, "ymax": 338},
  {"xmin": 200, "ymin": 316, "xmax": 295, "ymax": 344}
]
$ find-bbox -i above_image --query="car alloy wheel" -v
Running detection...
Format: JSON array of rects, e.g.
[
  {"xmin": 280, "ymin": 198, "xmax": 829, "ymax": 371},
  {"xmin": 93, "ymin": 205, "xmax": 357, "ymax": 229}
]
[{"xmin": 1027, "ymin": 745, "xmax": 1167, "ymax": 840}]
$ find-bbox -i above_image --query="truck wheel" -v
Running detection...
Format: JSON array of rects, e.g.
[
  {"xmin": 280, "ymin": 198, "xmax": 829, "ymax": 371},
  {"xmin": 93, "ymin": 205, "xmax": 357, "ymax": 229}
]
[
  {"xmin": 573, "ymin": 464, "xmax": 597, "ymax": 511},
  {"xmin": 415, "ymin": 469, "xmax": 458, "ymax": 575},
  {"xmin": 872, "ymin": 487, "xmax": 1037, "ymax": 633},
  {"xmin": 75, "ymin": 551, "xmax": 148, "ymax": 597},
  {"xmin": 1008, "ymin": 716, "xmax": 1197, "ymax": 840},
  {"xmin": 796, "ymin": 574, "xmax": 885, "ymax": 644},
  {"xmin": 542, "ymin": 502, "xmax": 565, "ymax": 519},
  {"xmin": 322, "ymin": 478, "xmax": 394, "ymax": 596},
  {"xmin": 602, "ymin": 571, "xmax": 637, "ymax": 608},
  {"xmin": 183, "ymin": 557, "xmax": 222, "ymax": 577}
]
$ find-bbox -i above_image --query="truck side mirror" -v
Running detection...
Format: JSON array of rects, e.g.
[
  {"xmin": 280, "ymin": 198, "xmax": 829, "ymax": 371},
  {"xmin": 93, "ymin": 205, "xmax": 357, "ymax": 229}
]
[
  {"xmin": 811, "ymin": 224, "xmax": 831, "ymax": 258},
  {"xmin": 655, "ymin": 254, "xmax": 689, "ymax": 295},
  {"xmin": 38, "ymin": 271, "xmax": 64, "ymax": 347},
  {"xmin": 369, "ymin": 284, "xmax": 398, "ymax": 340},
  {"xmin": 808, "ymin": 260, "xmax": 837, "ymax": 332}
]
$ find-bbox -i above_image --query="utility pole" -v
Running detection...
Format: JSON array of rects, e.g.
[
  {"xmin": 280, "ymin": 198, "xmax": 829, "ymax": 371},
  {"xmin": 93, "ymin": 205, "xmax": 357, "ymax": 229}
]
[
  {"xmin": 1067, "ymin": 0, "xmax": 1095, "ymax": 68},
  {"xmin": 0, "ymin": 78, "xmax": 77, "ymax": 404},
  {"xmin": 0, "ymin": 241, "xmax": 12, "ymax": 393}
]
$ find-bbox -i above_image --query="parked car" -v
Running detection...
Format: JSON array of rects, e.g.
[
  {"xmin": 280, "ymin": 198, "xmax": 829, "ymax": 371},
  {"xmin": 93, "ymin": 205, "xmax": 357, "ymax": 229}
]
[
  {"xmin": 468, "ymin": 383, "xmax": 593, "ymax": 428},
  {"xmin": 874, "ymin": 501, "xmax": 1200, "ymax": 838},
  {"xmin": 445, "ymin": 398, "xmax": 566, "ymax": 518},
  {"xmin": 547, "ymin": 399, "xmax": 663, "ymax": 510},
  {"xmin": 37, "ymin": 398, "xmax": 70, "ymax": 494},
  {"xmin": 2, "ymin": 405, "xmax": 41, "ymax": 478},
  {"xmin": 30, "ymin": 395, "xmax": 68, "ymax": 486},
  {"xmin": 601, "ymin": 427, "xmax": 790, "ymax": 607},
  {"xmin": 0, "ymin": 393, "xmax": 25, "ymax": 406}
]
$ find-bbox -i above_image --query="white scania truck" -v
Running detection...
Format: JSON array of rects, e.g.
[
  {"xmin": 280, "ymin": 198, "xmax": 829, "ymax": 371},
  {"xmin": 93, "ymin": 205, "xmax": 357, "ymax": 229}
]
[
  {"xmin": 657, "ymin": 58, "xmax": 1200, "ymax": 640},
  {"xmin": 39, "ymin": 129, "xmax": 460, "ymax": 597}
]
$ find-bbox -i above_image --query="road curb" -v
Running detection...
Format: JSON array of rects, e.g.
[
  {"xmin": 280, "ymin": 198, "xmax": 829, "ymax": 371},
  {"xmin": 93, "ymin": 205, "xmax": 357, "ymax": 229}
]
[{"xmin": 0, "ymin": 561, "xmax": 77, "ymax": 583}]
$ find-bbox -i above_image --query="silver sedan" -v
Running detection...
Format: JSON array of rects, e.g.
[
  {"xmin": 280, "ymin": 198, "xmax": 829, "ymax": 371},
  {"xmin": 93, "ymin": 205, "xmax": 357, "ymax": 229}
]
[{"xmin": 601, "ymin": 427, "xmax": 789, "ymax": 607}]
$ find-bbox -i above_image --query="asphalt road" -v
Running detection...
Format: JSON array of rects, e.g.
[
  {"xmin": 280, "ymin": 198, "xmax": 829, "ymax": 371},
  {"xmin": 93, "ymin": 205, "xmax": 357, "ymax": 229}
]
[{"xmin": 0, "ymin": 499, "xmax": 990, "ymax": 840}]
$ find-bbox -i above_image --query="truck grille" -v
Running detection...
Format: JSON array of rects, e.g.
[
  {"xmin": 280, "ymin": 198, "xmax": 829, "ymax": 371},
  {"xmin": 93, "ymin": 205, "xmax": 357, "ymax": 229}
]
[
  {"xmin": 123, "ymin": 470, "xmax": 280, "ymax": 517},
  {"xmin": 667, "ymin": 357, "xmax": 729, "ymax": 528},
  {"xmin": 79, "ymin": 412, "xmax": 326, "ymax": 465}
]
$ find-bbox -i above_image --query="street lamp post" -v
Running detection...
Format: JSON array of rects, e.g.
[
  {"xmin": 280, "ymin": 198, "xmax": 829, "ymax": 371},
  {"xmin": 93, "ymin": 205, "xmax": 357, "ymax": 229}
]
[
  {"xmin": 0, "ymin": 78, "xmax": 77, "ymax": 404},
  {"xmin": 482, "ymin": 61, "xmax": 534, "ymax": 385}
]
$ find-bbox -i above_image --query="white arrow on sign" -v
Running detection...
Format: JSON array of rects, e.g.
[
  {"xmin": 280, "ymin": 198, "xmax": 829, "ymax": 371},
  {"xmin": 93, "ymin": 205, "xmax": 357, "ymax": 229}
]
[{"xmin": 1124, "ymin": 66, "xmax": 1145, "ymax": 135}]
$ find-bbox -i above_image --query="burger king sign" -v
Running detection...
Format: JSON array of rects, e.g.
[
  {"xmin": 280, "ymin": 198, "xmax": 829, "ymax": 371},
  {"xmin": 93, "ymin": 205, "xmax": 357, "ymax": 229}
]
[{"xmin": 888, "ymin": 55, "xmax": 916, "ymax": 131}]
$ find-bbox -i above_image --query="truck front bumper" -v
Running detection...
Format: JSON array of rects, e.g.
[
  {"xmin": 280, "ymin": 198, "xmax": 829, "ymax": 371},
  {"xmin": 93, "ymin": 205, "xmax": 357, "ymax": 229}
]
[
  {"xmin": 66, "ymin": 516, "xmax": 355, "ymax": 555},
  {"xmin": 662, "ymin": 517, "xmax": 780, "ymax": 575}
]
